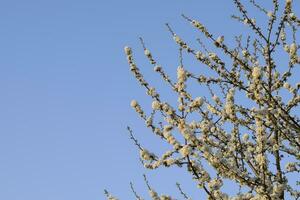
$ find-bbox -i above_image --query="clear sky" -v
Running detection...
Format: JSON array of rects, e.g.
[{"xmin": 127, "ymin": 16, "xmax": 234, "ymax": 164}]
[{"xmin": 0, "ymin": 0, "xmax": 299, "ymax": 200}]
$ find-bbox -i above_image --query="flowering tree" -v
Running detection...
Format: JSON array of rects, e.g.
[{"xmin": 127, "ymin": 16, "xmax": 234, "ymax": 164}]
[{"xmin": 106, "ymin": 0, "xmax": 300, "ymax": 199}]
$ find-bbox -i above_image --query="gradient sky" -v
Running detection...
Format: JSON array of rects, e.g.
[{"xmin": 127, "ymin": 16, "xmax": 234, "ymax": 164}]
[{"xmin": 0, "ymin": 0, "xmax": 299, "ymax": 199}]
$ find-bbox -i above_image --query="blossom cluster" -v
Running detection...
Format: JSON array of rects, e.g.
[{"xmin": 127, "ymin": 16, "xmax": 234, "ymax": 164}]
[{"xmin": 107, "ymin": 0, "xmax": 300, "ymax": 199}]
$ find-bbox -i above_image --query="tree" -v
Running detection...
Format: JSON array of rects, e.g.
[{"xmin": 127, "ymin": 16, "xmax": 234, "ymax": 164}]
[{"xmin": 106, "ymin": 0, "xmax": 300, "ymax": 199}]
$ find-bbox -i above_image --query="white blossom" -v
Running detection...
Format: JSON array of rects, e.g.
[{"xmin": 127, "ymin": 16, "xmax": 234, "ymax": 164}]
[
  {"xmin": 177, "ymin": 66, "xmax": 186, "ymax": 82},
  {"xmin": 130, "ymin": 100, "xmax": 138, "ymax": 108},
  {"xmin": 252, "ymin": 66, "xmax": 261, "ymax": 80},
  {"xmin": 144, "ymin": 49, "xmax": 151, "ymax": 57},
  {"xmin": 179, "ymin": 145, "xmax": 191, "ymax": 157},
  {"xmin": 285, "ymin": 162, "xmax": 297, "ymax": 172},
  {"xmin": 152, "ymin": 101, "xmax": 161, "ymax": 110},
  {"xmin": 216, "ymin": 36, "xmax": 224, "ymax": 44},
  {"xmin": 290, "ymin": 43, "xmax": 297, "ymax": 56},
  {"xmin": 267, "ymin": 11, "xmax": 273, "ymax": 18},
  {"xmin": 120, "ymin": 1, "xmax": 300, "ymax": 199}
]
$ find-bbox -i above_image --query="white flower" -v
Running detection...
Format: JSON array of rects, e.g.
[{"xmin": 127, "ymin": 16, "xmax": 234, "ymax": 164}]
[
  {"xmin": 192, "ymin": 20, "xmax": 203, "ymax": 29},
  {"xmin": 196, "ymin": 51, "xmax": 204, "ymax": 60},
  {"xmin": 255, "ymin": 154, "xmax": 266, "ymax": 166},
  {"xmin": 152, "ymin": 101, "xmax": 161, "ymax": 110},
  {"xmin": 165, "ymin": 158, "xmax": 175, "ymax": 166},
  {"xmin": 124, "ymin": 46, "xmax": 131, "ymax": 54},
  {"xmin": 281, "ymin": 32, "xmax": 286, "ymax": 41},
  {"xmin": 181, "ymin": 128, "xmax": 194, "ymax": 141},
  {"xmin": 252, "ymin": 66, "xmax": 261, "ymax": 80},
  {"xmin": 179, "ymin": 145, "xmax": 191, "ymax": 157},
  {"xmin": 209, "ymin": 53, "xmax": 217, "ymax": 60},
  {"xmin": 267, "ymin": 11, "xmax": 273, "ymax": 18},
  {"xmin": 190, "ymin": 97, "xmax": 204, "ymax": 108},
  {"xmin": 272, "ymin": 184, "xmax": 285, "ymax": 198},
  {"xmin": 290, "ymin": 43, "xmax": 297, "ymax": 55},
  {"xmin": 107, "ymin": 195, "xmax": 118, "ymax": 200},
  {"xmin": 140, "ymin": 149, "xmax": 154, "ymax": 161},
  {"xmin": 154, "ymin": 65, "xmax": 161, "ymax": 72},
  {"xmin": 216, "ymin": 36, "xmax": 224, "ymax": 44},
  {"xmin": 173, "ymin": 35, "xmax": 181, "ymax": 43},
  {"xmin": 177, "ymin": 66, "xmax": 186, "ymax": 81},
  {"xmin": 194, "ymin": 97, "xmax": 204, "ymax": 106},
  {"xmin": 289, "ymin": 13, "xmax": 296, "ymax": 18},
  {"xmin": 284, "ymin": 45, "xmax": 290, "ymax": 52},
  {"xmin": 242, "ymin": 49, "xmax": 248, "ymax": 56},
  {"xmin": 285, "ymin": 162, "xmax": 297, "ymax": 172},
  {"xmin": 130, "ymin": 100, "xmax": 138, "ymax": 107},
  {"xmin": 243, "ymin": 134, "xmax": 249, "ymax": 141},
  {"xmin": 146, "ymin": 117, "xmax": 153, "ymax": 127},
  {"xmin": 160, "ymin": 195, "xmax": 171, "ymax": 200},
  {"xmin": 208, "ymin": 178, "xmax": 223, "ymax": 190},
  {"xmin": 283, "ymin": 82, "xmax": 290, "ymax": 89},
  {"xmin": 149, "ymin": 190, "xmax": 159, "ymax": 199},
  {"xmin": 173, "ymin": 35, "xmax": 185, "ymax": 46},
  {"xmin": 144, "ymin": 49, "xmax": 151, "ymax": 57},
  {"xmin": 147, "ymin": 87, "xmax": 157, "ymax": 97}
]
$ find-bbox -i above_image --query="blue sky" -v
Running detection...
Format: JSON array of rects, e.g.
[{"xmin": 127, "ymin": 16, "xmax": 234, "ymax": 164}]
[{"xmin": 0, "ymin": 0, "xmax": 299, "ymax": 199}]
